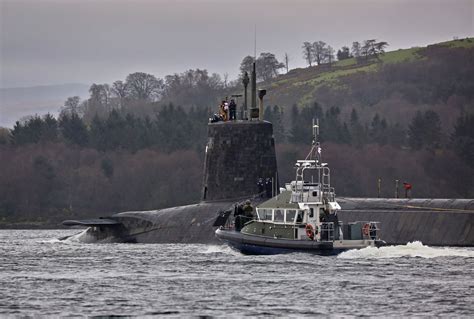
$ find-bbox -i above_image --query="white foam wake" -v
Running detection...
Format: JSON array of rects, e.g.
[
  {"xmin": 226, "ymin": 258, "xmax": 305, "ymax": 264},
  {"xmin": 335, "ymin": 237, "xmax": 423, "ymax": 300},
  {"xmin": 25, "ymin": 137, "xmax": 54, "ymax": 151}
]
[
  {"xmin": 338, "ymin": 241, "xmax": 474, "ymax": 259},
  {"xmin": 201, "ymin": 245, "xmax": 241, "ymax": 256},
  {"xmin": 61, "ymin": 229, "xmax": 90, "ymax": 243}
]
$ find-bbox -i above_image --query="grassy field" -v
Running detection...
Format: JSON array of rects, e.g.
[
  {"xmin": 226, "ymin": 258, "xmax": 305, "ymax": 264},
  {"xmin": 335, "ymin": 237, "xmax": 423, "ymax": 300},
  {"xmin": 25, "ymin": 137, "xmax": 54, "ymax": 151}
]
[
  {"xmin": 437, "ymin": 37, "xmax": 474, "ymax": 48},
  {"xmin": 266, "ymin": 38, "xmax": 473, "ymax": 106}
]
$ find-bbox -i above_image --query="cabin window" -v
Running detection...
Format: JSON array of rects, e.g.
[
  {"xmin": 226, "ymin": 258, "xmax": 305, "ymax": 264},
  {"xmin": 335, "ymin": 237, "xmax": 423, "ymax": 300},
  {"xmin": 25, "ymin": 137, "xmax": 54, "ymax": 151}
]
[
  {"xmin": 296, "ymin": 210, "xmax": 304, "ymax": 223},
  {"xmin": 259, "ymin": 209, "xmax": 272, "ymax": 221},
  {"xmin": 286, "ymin": 210, "xmax": 296, "ymax": 223},
  {"xmin": 274, "ymin": 209, "xmax": 284, "ymax": 222}
]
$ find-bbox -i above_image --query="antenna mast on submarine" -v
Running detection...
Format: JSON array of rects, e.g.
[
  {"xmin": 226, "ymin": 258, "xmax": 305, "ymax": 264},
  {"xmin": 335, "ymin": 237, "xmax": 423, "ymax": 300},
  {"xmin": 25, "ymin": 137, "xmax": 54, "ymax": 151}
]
[{"xmin": 251, "ymin": 24, "xmax": 257, "ymax": 116}]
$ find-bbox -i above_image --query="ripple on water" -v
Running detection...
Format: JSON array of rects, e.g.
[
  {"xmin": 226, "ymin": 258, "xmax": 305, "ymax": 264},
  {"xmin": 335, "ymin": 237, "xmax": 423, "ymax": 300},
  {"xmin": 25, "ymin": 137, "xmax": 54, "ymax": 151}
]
[{"xmin": 0, "ymin": 230, "xmax": 473, "ymax": 317}]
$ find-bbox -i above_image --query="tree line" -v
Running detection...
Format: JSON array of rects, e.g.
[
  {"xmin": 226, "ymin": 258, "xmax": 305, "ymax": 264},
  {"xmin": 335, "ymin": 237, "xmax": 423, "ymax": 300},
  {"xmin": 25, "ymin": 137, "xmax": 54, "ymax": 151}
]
[
  {"xmin": 232, "ymin": 38, "xmax": 390, "ymax": 84},
  {"xmin": 262, "ymin": 102, "xmax": 473, "ymax": 167},
  {"xmin": 60, "ymin": 69, "xmax": 224, "ymax": 125},
  {"xmin": 5, "ymin": 98, "xmax": 473, "ymax": 169},
  {"xmin": 8, "ymin": 105, "xmax": 209, "ymax": 154},
  {"xmin": 302, "ymin": 39, "xmax": 389, "ymax": 67}
]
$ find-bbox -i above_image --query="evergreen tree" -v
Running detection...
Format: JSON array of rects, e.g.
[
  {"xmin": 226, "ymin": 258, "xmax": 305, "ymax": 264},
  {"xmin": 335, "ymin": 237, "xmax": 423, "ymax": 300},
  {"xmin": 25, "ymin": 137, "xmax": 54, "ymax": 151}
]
[
  {"xmin": 386, "ymin": 123, "xmax": 406, "ymax": 147},
  {"xmin": 349, "ymin": 108, "xmax": 367, "ymax": 147},
  {"xmin": 89, "ymin": 114, "xmax": 106, "ymax": 151},
  {"xmin": 408, "ymin": 110, "xmax": 442, "ymax": 150},
  {"xmin": 41, "ymin": 114, "xmax": 58, "ymax": 142},
  {"xmin": 322, "ymin": 106, "xmax": 343, "ymax": 143},
  {"xmin": 451, "ymin": 113, "xmax": 474, "ymax": 167},
  {"xmin": 59, "ymin": 113, "xmax": 89, "ymax": 147},
  {"xmin": 369, "ymin": 113, "xmax": 388, "ymax": 145},
  {"xmin": 408, "ymin": 111, "xmax": 425, "ymax": 150},
  {"xmin": 288, "ymin": 104, "xmax": 305, "ymax": 144}
]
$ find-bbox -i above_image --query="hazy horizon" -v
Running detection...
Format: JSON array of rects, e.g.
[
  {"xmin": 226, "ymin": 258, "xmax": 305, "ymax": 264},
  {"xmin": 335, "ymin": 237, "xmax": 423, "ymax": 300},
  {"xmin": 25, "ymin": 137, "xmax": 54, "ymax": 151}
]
[{"xmin": 1, "ymin": 0, "xmax": 473, "ymax": 89}]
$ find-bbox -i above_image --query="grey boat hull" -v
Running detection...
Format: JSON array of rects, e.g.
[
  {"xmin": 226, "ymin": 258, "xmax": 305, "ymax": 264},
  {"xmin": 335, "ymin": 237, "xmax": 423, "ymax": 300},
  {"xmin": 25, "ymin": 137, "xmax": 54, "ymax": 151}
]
[{"xmin": 215, "ymin": 228, "xmax": 386, "ymax": 255}]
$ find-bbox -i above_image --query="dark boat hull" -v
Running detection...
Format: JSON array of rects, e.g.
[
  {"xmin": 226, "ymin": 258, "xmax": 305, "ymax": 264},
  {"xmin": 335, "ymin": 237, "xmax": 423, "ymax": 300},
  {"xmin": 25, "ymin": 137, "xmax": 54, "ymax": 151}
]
[{"xmin": 215, "ymin": 228, "xmax": 384, "ymax": 255}]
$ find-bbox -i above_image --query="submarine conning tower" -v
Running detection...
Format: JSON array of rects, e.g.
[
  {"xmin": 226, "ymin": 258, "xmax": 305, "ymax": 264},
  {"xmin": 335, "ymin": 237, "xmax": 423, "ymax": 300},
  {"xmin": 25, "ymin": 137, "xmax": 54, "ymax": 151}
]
[{"xmin": 202, "ymin": 120, "xmax": 278, "ymax": 201}]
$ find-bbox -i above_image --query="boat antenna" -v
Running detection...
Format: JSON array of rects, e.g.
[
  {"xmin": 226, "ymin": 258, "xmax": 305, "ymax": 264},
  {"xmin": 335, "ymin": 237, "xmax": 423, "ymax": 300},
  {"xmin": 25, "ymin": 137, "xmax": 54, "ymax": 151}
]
[
  {"xmin": 254, "ymin": 24, "xmax": 257, "ymax": 60},
  {"xmin": 305, "ymin": 118, "xmax": 321, "ymax": 162}
]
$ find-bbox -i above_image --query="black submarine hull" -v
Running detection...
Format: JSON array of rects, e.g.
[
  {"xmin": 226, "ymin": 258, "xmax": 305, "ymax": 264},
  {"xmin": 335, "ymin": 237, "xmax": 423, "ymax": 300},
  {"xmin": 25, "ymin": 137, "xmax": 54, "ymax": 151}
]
[{"xmin": 66, "ymin": 197, "xmax": 474, "ymax": 246}]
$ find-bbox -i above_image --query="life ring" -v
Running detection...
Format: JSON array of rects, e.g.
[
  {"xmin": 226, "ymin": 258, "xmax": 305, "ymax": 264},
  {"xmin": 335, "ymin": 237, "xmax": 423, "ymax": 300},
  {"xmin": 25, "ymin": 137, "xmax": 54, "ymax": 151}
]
[
  {"xmin": 305, "ymin": 224, "xmax": 314, "ymax": 240},
  {"xmin": 362, "ymin": 223, "xmax": 370, "ymax": 236}
]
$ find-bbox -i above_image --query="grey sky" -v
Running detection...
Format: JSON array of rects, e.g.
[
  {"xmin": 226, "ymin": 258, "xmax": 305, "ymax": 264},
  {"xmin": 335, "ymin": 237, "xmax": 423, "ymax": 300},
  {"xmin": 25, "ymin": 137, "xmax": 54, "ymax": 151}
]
[{"xmin": 1, "ymin": 0, "xmax": 473, "ymax": 88}]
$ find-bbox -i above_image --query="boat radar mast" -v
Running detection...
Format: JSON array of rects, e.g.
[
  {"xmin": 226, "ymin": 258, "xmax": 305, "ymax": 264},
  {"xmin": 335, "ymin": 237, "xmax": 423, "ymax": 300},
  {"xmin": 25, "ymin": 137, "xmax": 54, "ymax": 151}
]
[
  {"xmin": 292, "ymin": 118, "xmax": 334, "ymax": 204},
  {"xmin": 305, "ymin": 118, "xmax": 322, "ymax": 164}
]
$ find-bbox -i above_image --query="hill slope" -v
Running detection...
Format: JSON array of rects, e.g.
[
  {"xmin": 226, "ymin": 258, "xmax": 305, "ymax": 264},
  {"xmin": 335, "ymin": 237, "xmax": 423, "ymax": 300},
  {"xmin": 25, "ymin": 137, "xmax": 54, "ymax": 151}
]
[{"xmin": 264, "ymin": 38, "xmax": 474, "ymax": 127}]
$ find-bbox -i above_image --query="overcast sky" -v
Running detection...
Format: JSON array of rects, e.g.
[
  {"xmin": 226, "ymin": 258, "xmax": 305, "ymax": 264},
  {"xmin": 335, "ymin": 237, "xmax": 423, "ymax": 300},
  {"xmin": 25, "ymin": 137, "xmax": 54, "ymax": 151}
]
[{"xmin": 1, "ymin": 0, "xmax": 473, "ymax": 88}]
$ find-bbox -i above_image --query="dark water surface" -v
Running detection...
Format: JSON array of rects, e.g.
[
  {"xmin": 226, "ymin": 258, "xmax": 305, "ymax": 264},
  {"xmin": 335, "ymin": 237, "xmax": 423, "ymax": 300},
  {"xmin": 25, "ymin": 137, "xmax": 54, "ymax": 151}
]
[{"xmin": 0, "ymin": 229, "xmax": 473, "ymax": 317}]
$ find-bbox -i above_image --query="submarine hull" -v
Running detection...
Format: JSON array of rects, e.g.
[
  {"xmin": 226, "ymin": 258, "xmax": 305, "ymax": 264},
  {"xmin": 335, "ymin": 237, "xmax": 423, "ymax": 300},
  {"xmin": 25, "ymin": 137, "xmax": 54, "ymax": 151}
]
[
  {"xmin": 72, "ymin": 201, "xmax": 235, "ymax": 243},
  {"xmin": 70, "ymin": 197, "xmax": 474, "ymax": 246},
  {"xmin": 338, "ymin": 198, "xmax": 474, "ymax": 247}
]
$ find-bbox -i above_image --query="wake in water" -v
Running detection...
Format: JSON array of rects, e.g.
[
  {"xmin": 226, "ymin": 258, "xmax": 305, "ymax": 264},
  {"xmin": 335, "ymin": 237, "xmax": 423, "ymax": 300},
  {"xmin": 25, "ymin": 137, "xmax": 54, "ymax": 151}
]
[
  {"xmin": 201, "ymin": 245, "xmax": 241, "ymax": 256},
  {"xmin": 338, "ymin": 241, "xmax": 474, "ymax": 259},
  {"xmin": 58, "ymin": 229, "xmax": 90, "ymax": 243}
]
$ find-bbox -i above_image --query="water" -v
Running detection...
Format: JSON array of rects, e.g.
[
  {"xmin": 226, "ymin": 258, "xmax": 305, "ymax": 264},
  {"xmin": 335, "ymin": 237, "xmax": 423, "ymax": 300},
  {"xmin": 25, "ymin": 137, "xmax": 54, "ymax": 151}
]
[{"xmin": 0, "ymin": 230, "xmax": 473, "ymax": 317}]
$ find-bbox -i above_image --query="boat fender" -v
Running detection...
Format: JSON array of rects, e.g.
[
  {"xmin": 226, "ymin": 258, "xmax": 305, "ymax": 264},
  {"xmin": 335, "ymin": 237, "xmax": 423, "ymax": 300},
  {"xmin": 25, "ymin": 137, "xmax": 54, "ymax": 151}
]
[
  {"xmin": 362, "ymin": 223, "xmax": 370, "ymax": 236},
  {"xmin": 305, "ymin": 224, "xmax": 314, "ymax": 240}
]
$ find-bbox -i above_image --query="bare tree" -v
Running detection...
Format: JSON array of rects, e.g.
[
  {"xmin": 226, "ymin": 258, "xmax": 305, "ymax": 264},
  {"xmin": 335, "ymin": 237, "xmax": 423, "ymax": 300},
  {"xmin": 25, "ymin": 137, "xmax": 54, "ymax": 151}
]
[
  {"xmin": 326, "ymin": 45, "xmax": 335, "ymax": 66},
  {"xmin": 375, "ymin": 41, "xmax": 389, "ymax": 56},
  {"xmin": 361, "ymin": 40, "xmax": 388, "ymax": 61},
  {"xmin": 302, "ymin": 42, "xmax": 313, "ymax": 66},
  {"xmin": 60, "ymin": 96, "xmax": 81, "ymax": 116},
  {"xmin": 125, "ymin": 72, "xmax": 164, "ymax": 101},
  {"xmin": 223, "ymin": 72, "xmax": 229, "ymax": 88},
  {"xmin": 351, "ymin": 41, "xmax": 361, "ymax": 58},
  {"xmin": 256, "ymin": 52, "xmax": 285, "ymax": 81},
  {"xmin": 312, "ymin": 41, "xmax": 328, "ymax": 65},
  {"xmin": 284, "ymin": 53, "xmax": 290, "ymax": 73},
  {"xmin": 111, "ymin": 80, "xmax": 129, "ymax": 108},
  {"xmin": 239, "ymin": 56, "xmax": 255, "ymax": 77},
  {"xmin": 337, "ymin": 46, "xmax": 351, "ymax": 60},
  {"xmin": 89, "ymin": 83, "xmax": 111, "ymax": 110}
]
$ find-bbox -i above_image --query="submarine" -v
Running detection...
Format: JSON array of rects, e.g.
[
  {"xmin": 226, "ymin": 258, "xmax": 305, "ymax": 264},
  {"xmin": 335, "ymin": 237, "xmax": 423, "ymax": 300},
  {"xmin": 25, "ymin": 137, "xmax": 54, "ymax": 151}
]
[{"xmin": 63, "ymin": 63, "xmax": 474, "ymax": 247}]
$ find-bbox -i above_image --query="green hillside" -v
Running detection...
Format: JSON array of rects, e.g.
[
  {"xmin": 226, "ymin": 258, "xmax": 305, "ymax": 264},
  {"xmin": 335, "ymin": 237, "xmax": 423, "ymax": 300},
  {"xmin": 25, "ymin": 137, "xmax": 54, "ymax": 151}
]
[{"xmin": 264, "ymin": 38, "xmax": 474, "ymax": 125}]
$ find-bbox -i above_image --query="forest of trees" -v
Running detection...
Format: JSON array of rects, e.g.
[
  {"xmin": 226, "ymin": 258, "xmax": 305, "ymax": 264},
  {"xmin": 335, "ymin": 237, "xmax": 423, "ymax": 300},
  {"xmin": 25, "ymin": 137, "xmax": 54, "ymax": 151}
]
[{"xmin": 0, "ymin": 39, "xmax": 473, "ymax": 227}]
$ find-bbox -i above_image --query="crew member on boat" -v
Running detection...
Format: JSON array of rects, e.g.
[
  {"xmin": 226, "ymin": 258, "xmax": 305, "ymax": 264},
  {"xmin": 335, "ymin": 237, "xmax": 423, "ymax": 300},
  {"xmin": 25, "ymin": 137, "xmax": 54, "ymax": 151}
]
[{"xmin": 243, "ymin": 200, "xmax": 253, "ymax": 218}]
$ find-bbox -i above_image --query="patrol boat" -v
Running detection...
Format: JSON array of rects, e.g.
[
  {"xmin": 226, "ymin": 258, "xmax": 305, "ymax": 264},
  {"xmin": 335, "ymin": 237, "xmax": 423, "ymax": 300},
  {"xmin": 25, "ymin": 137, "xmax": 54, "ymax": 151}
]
[{"xmin": 215, "ymin": 120, "xmax": 386, "ymax": 255}]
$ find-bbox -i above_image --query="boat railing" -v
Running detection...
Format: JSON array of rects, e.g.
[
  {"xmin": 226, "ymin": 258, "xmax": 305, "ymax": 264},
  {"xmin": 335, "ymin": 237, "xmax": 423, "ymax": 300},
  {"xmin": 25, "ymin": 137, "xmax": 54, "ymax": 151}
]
[
  {"xmin": 354, "ymin": 221, "xmax": 381, "ymax": 240},
  {"xmin": 322, "ymin": 186, "xmax": 336, "ymax": 202},
  {"xmin": 320, "ymin": 222, "xmax": 335, "ymax": 241}
]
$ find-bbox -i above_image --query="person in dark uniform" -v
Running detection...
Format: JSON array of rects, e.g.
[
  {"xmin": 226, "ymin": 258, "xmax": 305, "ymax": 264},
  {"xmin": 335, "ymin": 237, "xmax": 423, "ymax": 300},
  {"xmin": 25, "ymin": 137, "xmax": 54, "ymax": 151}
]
[
  {"xmin": 234, "ymin": 203, "xmax": 245, "ymax": 231},
  {"xmin": 229, "ymin": 99, "xmax": 237, "ymax": 120},
  {"xmin": 243, "ymin": 200, "xmax": 254, "ymax": 218}
]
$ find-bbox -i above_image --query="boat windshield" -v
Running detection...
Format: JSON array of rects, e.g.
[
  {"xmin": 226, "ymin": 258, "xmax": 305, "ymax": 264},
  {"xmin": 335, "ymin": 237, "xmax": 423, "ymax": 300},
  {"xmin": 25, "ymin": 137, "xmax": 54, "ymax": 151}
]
[
  {"xmin": 274, "ymin": 209, "xmax": 284, "ymax": 222},
  {"xmin": 286, "ymin": 210, "xmax": 296, "ymax": 223},
  {"xmin": 258, "ymin": 209, "xmax": 273, "ymax": 221}
]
